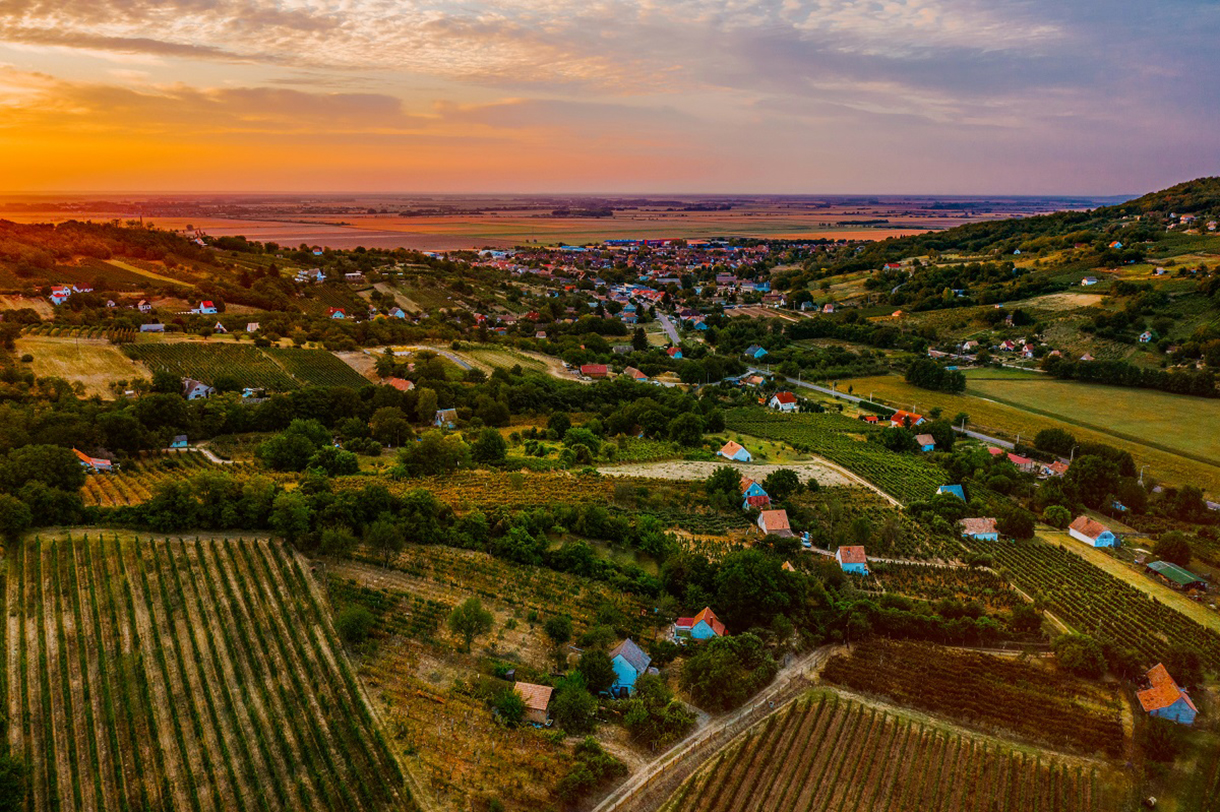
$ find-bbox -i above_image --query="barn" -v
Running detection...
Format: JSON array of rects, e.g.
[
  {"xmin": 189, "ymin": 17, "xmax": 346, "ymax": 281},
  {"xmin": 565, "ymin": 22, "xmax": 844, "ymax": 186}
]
[{"xmin": 1068, "ymin": 516, "xmax": 1116, "ymax": 548}]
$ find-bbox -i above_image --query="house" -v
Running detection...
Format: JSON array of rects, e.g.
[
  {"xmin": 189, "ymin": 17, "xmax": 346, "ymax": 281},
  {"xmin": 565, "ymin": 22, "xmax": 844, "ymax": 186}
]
[
  {"xmin": 741, "ymin": 477, "xmax": 770, "ymax": 510},
  {"xmin": 246, "ymin": 322, "xmax": 260, "ymax": 332},
  {"xmin": 914, "ymin": 434, "xmax": 936, "ymax": 452},
  {"xmin": 758, "ymin": 509, "xmax": 793, "ymax": 538},
  {"xmin": 769, "ymin": 392, "xmax": 798, "ymax": 412},
  {"xmin": 139, "ymin": 323, "xmax": 165, "ymax": 333},
  {"xmin": 622, "ymin": 366, "xmax": 648, "ymax": 381},
  {"xmin": 743, "ymin": 344, "xmax": 768, "ymax": 360},
  {"xmin": 384, "ymin": 377, "xmax": 414, "ymax": 392},
  {"xmin": 49, "ymin": 285, "xmax": 74, "ymax": 305},
  {"xmin": 536, "ymin": 331, "xmax": 548, "ymax": 340},
  {"xmin": 718, "ymin": 441, "xmax": 752, "ymax": 462},
  {"xmin": 835, "ymin": 545, "xmax": 869, "ymax": 575},
  {"xmin": 1081, "ymin": 277, "xmax": 1098, "ymax": 286},
  {"xmin": 1139, "ymin": 330, "xmax": 1156, "ymax": 344},
  {"xmin": 822, "ymin": 303, "xmax": 835, "ymax": 314},
  {"xmin": 327, "ymin": 308, "xmax": 346, "ymax": 320},
  {"xmin": 1080, "ymin": 353, "xmax": 1095, "ymax": 362},
  {"xmin": 73, "ymin": 448, "xmax": 113, "ymax": 473},
  {"xmin": 580, "ymin": 364, "xmax": 609, "ymax": 379},
  {"xmin": 170, "ymin": 435, "xmax": 189, "ymax": 450},
  {"xmin": 1041, "ymin": 460, "xmax": 1070, "ymax": 478},
  {"xmin": 213, "ymin": 321, "xmax": 227, "ymax": 334},
  {"xmin": 1145, "ymin": 561, "xmax": 1208, "ymax": 592},
  {"xmin": 296, "ymin": 268, "xmax": 325, "ymax": 284},
  {"xmin": 388, "ymin": 307, "xmax": 407, "ymax": 319},
  {"xmin": 1068, "ymin": 516, "xmax": 1116, "ymax": 548},
  {"xmin": 1137, "ymin": 664, "xmax": 1197, "ymax": 726},
  {"xmin": 138, "ymin": 299, "xmax": 153, "ymax": 313},
  {"xmin": 434, "ymin": 408, "xmax": 458, "ymax": 429},
  {"xmin": 609, "ymin": 639, "xmax": 652, "ymax": 697},
  {"xmin": 182, "ymin": 378, "xmax": 214, "ymax": 400},
  {"xmin": 197, "ymin": 300, "xmax": 218, "ymax": 315},
  {"xmin": 514, "ymin": 682, "xmax": 553, "ymax": 726},
  {"xmin": 889, "ymin": 410, "xmax": 924, "ymax": 428},
  {"xmin": 937, "ymin": 484, "xmax": 966, "ymax": 501},
  {"xmin": 667, "ymin": 346, "xmax": 683, "ymax": 360},
  {"xmin": 674, "ymin": 607, "xmax": 726, "ymax": 641},
  {"xmin": 959, "ymin": 517, "xmax": 999, "ymax": 541}
]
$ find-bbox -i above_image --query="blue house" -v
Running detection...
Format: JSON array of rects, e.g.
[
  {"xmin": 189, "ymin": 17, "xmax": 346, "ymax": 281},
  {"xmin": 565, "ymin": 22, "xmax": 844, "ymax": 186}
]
[
  {"xmin": 1138, "ymin": 664, "xmax": 1197, "ymax": 725},
  {"xmin": 741, "ymin": 477, "xmax": 770, "ymax": 510},
  {"xmin": 609, "ymin": 639, "xmax": 652, "ymax": 697},
  {"xmin": 937, "ymin": 484, "xmax": 966, "ymax": 501},
  {"xmin": 914, "ymin": 433, "xmax": 936, "ymax": 453},
  {"xmin": 170, "ymin": 434, "xmax": 189, "ymax": 450},
  {"xmin": 674, "ymin": 607, "xmax": 726, "ymax": 642},
  {"xmin": 835, "ymin": 546, "xmax": 869, "ymax": 575},
  {"xmin": 744, "ymin": 344, "xmax": 768, "ymax": 360},
  {"xmin": 959, "ymin": 517, "xmax": 999, "ymax": 542},
  {"xmin": 1069, "ymin": 516, "xmax": 1116, "ymax": 548},
  {"xmin": 717, "ymin": 441, "xmax": 752, "ymax": 463}
]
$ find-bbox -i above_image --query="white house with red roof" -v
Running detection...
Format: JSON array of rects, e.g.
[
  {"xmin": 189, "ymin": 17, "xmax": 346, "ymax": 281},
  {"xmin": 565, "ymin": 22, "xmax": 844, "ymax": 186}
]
[
  {"xmin": 1069, "ymin": 516, "xmax": 1116, "ymax": 548},
  {"xmin": 718, "ymin": 440, "xmax": 752, "ymax": 463},
  {"xmin": 674, "ymin": 607, "xmax": 727, "ymax": 642},
  {"xmin": 195, "ymin": 300, "xmax": 218, "ymax": 315},
  {"xmin": 768, "ymin": 391, "xmax": 798, "ymax": 412},
  {"xmin": 758, "ymin": 509, "xmax": 792, "ymax": 538}
]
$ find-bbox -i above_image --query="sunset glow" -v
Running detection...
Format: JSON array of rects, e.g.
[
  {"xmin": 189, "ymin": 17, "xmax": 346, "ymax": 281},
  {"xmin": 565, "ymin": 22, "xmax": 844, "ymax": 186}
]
[{"xmin": 1, "ymin": 1, "xmax": 1216, "ymax": 193}]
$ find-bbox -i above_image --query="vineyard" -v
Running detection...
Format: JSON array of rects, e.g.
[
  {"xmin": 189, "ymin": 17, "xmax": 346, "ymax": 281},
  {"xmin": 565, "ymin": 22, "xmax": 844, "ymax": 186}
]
[
  {"xmin": 964, "ymin": 536, "xmax": 1220, "ymax": 672},
  {"xmin": 335, "ymin": 469, "xmax": 621, "ymax": 510},
  {"xmin": 2, "ymin": 532, "xmax": 411, "ymax": 812},
  {"xmin": 660, "ymin": 691, "xmax": 1126, "ymax": 812},
  {"xmin": 821, "ymin": 640, "xmax": 1125, "ymax": 758},
  {"xmin": 724, "ymin": 409, "xmax": 947, "ymax": 504},
  {"xmin": 794, "ymin": 488, "xmax": 958, "ymax": 560},
  {"xmin": 78, "ymin": 452, "xmax": 270, "ymax": 507},
  {"xmin": 866, "ymin": 563, "xmax": 1023, "ymax": 612},
  {"xmin": 124, "ymin": 342, "xmax": 369, "ymax": 391}
]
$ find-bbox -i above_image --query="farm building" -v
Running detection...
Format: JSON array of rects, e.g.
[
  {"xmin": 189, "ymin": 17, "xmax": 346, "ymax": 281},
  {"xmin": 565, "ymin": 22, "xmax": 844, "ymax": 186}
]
[
  {"xmin": 937, "ymin": 484, "xmax": 966, "ymax": 501},
  {"xmin": 137, "ymin": 299, "xmax": 153, "ymax": 312},
  {"xmin": 959, "ymin": 517, "xmax": 999, "ymax": 542},
  {"xmin": 1137, "ymin": 664, "xmax": 1197, "ymax": 725},
  {"xmin": 246, "ymin": 322, "xmax": 260, "ymax": 332},
  {"xmin": 197, "ymin": 300, "xmax": 218, "ymax": 315},
  {"xmin": 717, "ymin": 441, "xmax": 752, "ymax": 462},
  {"xmin": 740, "ymin": 477, "xmax": 770, "ymax": 510},
  {"xmin": 609, "ymin": 639, "xmax": 652, "ymax": 697},
  {"xmin": 835, "ymin": 545, "xmax": 869, "ymax": 575},
  {"xmin": 1068, "ymin": 516, "xmax": 1116, "ymax": 548},
  {"xmin": 327, "ymin": 308, "xmax": 347, "ymax": 320},
  {"xmin": 580, "ymin": 364, "xmax": 609, "ymax": 378},
  {"xmin": 73, "ymin": 449, "xmax": 113, "ymax": 473},
  {"xmin": 182, "ymin": 378, "xmax": 215, "ymax": 400},
  {"xmin": 758, "ymin": 509, "xmax": 793, "ymax": 538},
  {"xmin": 384, "ymin": 377, "xmax": 414, "ymax": 392},
  {"xmin": 139, "ymin": 323, "xmax": 165, "ymax": 333},
  {"xmin": 914, "ymin": 434, "xmax": 936, "ymax": 452},
  {"xmin": 667, "ymin": 346, "xmax": 683, "ymax": 359},
  {"xmin": 889, "ymin": 410, "xmax": 924, "ymax": 428},
  {"xmin": 170, "ymin": 435, "xmax": 189, "ymax": 450},
  {"xmin": 1145, "ymin": 561, "xmax": 1208, "ymax": 592},
  {"xmin": 513, "ymin": 682, "xmax": 553, "ymax": 726},
  {"xmin": 434, "ymin": 409, "xmax": 458, "ymax": 429},
  {"xmin": 674, "ymin": 607, "xmax": 726, "ymax": 641},
  {"xmin": 622, "ymin": 366, "xmax": 648, "ymax": 381},
  {"xmin": 769, "ymin": 391, "xmax": 798, "ymax": 412},
  {"xmin": 743, "ymin": 344, "xmax": 768, "ymax": 359}
]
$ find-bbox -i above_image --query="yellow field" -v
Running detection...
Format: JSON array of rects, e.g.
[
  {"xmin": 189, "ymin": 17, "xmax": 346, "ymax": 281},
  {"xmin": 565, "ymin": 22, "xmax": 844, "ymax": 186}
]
[
  {"xmin": 104, "ymin": 258, "xmax": 196, "ymax": 287},
  {"xmin": 15, "ymin": 335, "xmax": 148, "ymax": 396}
]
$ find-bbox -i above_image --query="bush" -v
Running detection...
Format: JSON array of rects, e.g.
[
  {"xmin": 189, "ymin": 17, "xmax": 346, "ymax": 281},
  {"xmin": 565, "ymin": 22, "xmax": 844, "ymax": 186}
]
[
  {"xmin": 19, "ymin": 353, "xmax": 32, "ymax": 363},
  {"xmin": 1043, "ymin": 505, "xmax": 1071, "ymax": 529},
  {"xmin": 495, "ymin": 688, "xmax": 526, "ymax": 728},
  {"xmin": 335, "ymin": 605, "xmax": 376, "ymax": 645},
  {"xmin": 1053, "ymin": 633, "xmax": 1106, "ymax": 678}
]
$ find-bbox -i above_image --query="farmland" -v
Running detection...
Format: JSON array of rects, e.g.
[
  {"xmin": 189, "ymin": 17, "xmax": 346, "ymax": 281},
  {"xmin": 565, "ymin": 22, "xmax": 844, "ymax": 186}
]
[
  {"xmin": 820, "ymin": 639, "xmax": 1124, "ymax": 757},
  {"xmin": 865, "ymin": 563, "xmax": 1023, "ymax": 612},
  {"xmin": 78, "ymin": 453, "xmax": 272, "ymax": 507},
  {"xmin": 964, "ymin": 535, "xmax": 1220, "ymax": 672},
  {"xmin": 124, "ymin": 342, "xmax": 370, "ymax": 391},
  {"xmin": 659, "ymin": 690, "xmax": 1126, "ymax": 812},
  {"xmin": 723, "ymin": 409, "xmax": 947, "ymax": 504},
  {"xmin": 14, "ymin": 336, "xmax": 148, "ymax": 397},
  {"xmin": 2, "ymin": 532, "xmax": 411, "ymax": 812}
]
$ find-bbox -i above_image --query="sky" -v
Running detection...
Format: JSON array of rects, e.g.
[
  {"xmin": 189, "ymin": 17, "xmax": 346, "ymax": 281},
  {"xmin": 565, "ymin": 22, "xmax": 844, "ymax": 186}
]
[{"xmin": 0, "ymin": 0, "xmax": 1216, "ymax": 194}]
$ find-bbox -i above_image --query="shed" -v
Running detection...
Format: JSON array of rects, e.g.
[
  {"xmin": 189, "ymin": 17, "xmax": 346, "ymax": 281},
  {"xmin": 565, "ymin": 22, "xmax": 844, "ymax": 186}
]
[
  {"xmin": 514, "ymin": 682, "xmax": 553, "ymax": 726},
  {"xmin": 758, "ymin": 509, "xmax": 792, "ymax": 538},
  {"xmin": 170, "ymin": 435, "xmax": 189, "ymax": 450},
  {"xmin": 1146, "ymin": 561, "xmax": 1207, "ymax": 592},
  {"xmin": 914, "ymin": 434, "xmax": 936, "ymax": 452},
  {"xmin": 937, "ymin": 484, "xmax": 966, "ymax": 501},
  {"xmin": 717, "ymin": 441, "xmax": 752, "ymax": 463}
]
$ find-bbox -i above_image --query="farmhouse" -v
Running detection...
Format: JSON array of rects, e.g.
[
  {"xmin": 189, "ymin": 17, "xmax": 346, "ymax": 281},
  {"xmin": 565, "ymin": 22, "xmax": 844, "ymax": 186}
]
[
  {"xmin": 835, "ymin": 545, "xmax": 869, "ymax": 575},
  {"xmin": 1068, "ymin": 516, "xmax": 1116, "ymax": 548},
  {"xmin": 769, "ymin": 391, "xmax": 798, "ymax": 412},
  {"xmin": 1145, "ymin": 561, "xmax": 1208, "ymax": 592},
  {"xmin": 170, "ymin": 435, "xmax": 189, "ymax": 450},
  {"xmin": 743, "ymin": 344, "xmax": 768, "ymax": 359},
  {"xmin": 609, "ymin": 639, "xmax": 652, "ymax": 697},
  {"xmin": 384, "ymin": 377, "xmax": 414, "ymax": 392},
  {"xmin": 740, "ymin": 477, "xmax": 770, "ymax": 510},
  {"xmin": 73, "ymin": 448, "xmax": 113, "ymax": 473},
  {"xmin": 327, "ymin": 308, "xmax": 347, "ymax": 320},
  {"xmin": 914, "ymin": 434, "xmax": 936, "ymax": 452},
  {"xmin": 138, "ymin": 299, "xmax": 153, "ymax": 313},
  {"xmin": 513, "ymin": 682, "xmax": 553, "ymax": 726},
  {"xmin": 937, "ymin": 484, "xmax": 966, "ymax": 501},
  {"xmin": 1137, "ymin": 664, "xmax": 1197, "ymax": 726},
  {"xmin": 717, "ymin": 441, "xmax": 752, "ymax": 462},
  {"xmin": 579, "ymin": 363, "xmax": 609, "ymax": 378},
  {"xmin": 959, "ymin": 517, "xmax": 999, "ymax": 542},
  {"xmin": 197, "ymin": 300, "xmax": 218, "ymax": 315},
  {"xmin": 182, "ymin": 378, "xmax": 215, "ymax": 400},
  {"xmin": 434, "ymin": 408, "xmax": 458, "ymax": 429},
  {"xmin": 889, "ymin": 410, "xmax": 924, "ymax": 428},
  {"xmin": 758, "ymin": 509, "xmax": 793, "ymax": 538},
  {"xmin": 622, "ymin": 366, "xmax": 648, "ymax": 381},
  {"xmin": 674, "ymin": 607, "xmax": 726, "ymax": 641}
]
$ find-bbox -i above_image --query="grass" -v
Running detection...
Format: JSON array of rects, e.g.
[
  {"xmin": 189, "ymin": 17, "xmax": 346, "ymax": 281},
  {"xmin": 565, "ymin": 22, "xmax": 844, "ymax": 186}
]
[
  {"xmin": 104, "ymin": 258, "xmax": 197, "ymax": 287},
  {"xmin": 15, "ymin": 335, "xmax": 149, "ymax": 396},
  {"xmin": 841, "ymin": 372, "xmax": 1220, "ymax": 496}
]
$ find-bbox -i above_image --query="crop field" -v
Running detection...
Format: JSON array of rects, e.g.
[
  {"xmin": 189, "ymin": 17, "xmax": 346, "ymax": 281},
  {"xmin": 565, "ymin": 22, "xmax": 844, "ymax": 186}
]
[
  {"xmin": 125, "ymin": 342, "xmax": 370, "ymax": 391},
  {"xmin": 865, "ymin": 563, "xmax": 1023, "ymax": 612},
  {"xmin": 2, "ymin": 532, "xmax": 410, "ymax": 812},
  {"xmin": 724, "ymin": 409, "xmax": 947, "ymax": 504},
  {"xmin": 461, "ymin": 345, "xmax": 550, "ymax": 374},
  {"xmin": 15, "ymin": 336, "xmax": 148, "ymax": 397},
  {"xmin": 844, "ymin": 372, "xmax": 1220, "ymax": 495},
  {"xmin": 660, "ymin": 691, "xmax": 1125, "ymax": 812},
  {"xmin": 78, "ymin": 453, "xmax": 270, "ymax": 507},
  {"xmin": 337, "ymin": 470, "xmax": 621, "ymax": 510},
  {"xmin": 964, "ymin": 536, "xmax": 1220, "ymax": 672},
  {"xmin": 791, "ymin": 488, "xmax": 958, "ymax": 560},
  {"xmin": 821, "ymin": 640, "xmax": 1124, "ymax": 758}
]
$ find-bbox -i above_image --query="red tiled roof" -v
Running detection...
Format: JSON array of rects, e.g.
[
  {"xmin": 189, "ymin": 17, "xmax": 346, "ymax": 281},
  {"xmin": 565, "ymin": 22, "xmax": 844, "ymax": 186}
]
[
  {"xmin": 772, "ymin": 391, "xmax": 797, "ymax": 404},
  {"xmin": 759, "ymin": 509, "xmax": 790, "ymax": 533},
  {"xmin": 837, "ymin": 545, "xmax": 867, "ymax": 565},
  {"xmin": 693, "ymin": 607, "xmax": 726, "ymax": 636},
  {"xmin": 384, "ymin": 377, "xmax": 414, "ymax": 391},
  {"xmin": 890, "ymin": 410, "xmax": 922, "ymax": 425},
  {"xmin": 1069, "ymin": 516, "xmax": 1111, "ymax": 540},
  {"xmin": 719, "ymin": 441, "xmax": 746, "ymax": 458},
  {"xmin": 514, "ymin": 682, "xmax": 553, "ymax": 712},
  {"xmin": 580, "ymin": 364, "xmax": 608, "ymax": 376},
  {"xmin": 1137, "ymin": 664, "xmax": 1197, "ymax": 713},
  {"xmin": 959, "ymin": 518, "xmax": 998, "ymax": 536}
]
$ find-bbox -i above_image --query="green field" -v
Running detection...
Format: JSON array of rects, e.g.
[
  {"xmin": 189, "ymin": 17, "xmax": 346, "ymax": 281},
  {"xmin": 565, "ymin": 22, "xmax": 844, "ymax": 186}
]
[{"xmin": 126, "ymin": 342, "xmax": 370, "ymax": 391}]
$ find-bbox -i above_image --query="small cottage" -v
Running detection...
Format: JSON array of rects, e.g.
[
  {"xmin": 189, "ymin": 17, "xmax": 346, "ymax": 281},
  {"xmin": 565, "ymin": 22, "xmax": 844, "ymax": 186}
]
[
  {"xmin": 914, "ymin": 434, "xmax": 936, "ymax": 452},
  {"xmin": 579, "ymin": 364, "xmax": 609, "ymax": 379},
  {"xmin": 434, "ymin": 408, "xmax": 458, "ymax": 429},
  {"xmin": 170, "ymin": 435, "xmax": 189, "ymax": 450},
  {"xmin": 937, "ymin": 484, "xmax": 966, "ymax": 501},
  {"xmin": 889, "ymin": 410, "xmax": 924, "ymax": 428},
  {"xmin": 609, "ymin": 639, "xmax": 652, "ymax": 697},
  {"xmin": 514, "ymin": 682, "xmax": 553, "ymax": 726},
  {"xmin": 1137, "ymin": 664, "xmax": 1197, "ymax": 725},
  {"xmin": 718, "ymin": 441, "xmax": 752, "ymax": 463},
  {"xmin": 959, "ymin": 517, "xmax": 999, "ymax": 542},
  {"xmin": 758, "ymin": 509, "xmax": 793, "ymax": 538},
  {"xmin": 835, "ymin": 545, "xmax": 869, "ymax": 575},
  {"xmin": 384, "ymin": 377, "xmax": 414, "ymax": 392},
  {"xmin": 743, "ymin": 344, "xmax": 768, "ymax": 360},
  {"xmin": 674, "ymin": 607, "xmax": 726, "ymax": 641},
  {"xmin": 667, "ymin": 346, "xmax": 683, "ymax": 359},
  {"xmin": 73, "ymin": 449, "xmax": 114, "ymax": 473},
  {"xmin": 1068, "ymin": 516, "xmax": 1116, "ymax": 548},
  {"xmin": 740, "ymin": 477, "xmax": 770, "ymax": 510},
  {"xmin": 769, "ymin": 392, "xmax": 798, "ymax": 412},
  {"xmin": 182, "ymin": 378, "xmax": 215, "ymax": 400}
]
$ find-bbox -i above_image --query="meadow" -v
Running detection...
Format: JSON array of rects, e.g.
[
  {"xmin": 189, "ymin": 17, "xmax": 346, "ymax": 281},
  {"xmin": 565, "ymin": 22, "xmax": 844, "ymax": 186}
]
[
  {"xmin": 659, "ymin": 690, "xmax": 1125, "ymax": 812},
  {"xmin": 15, "ymin": 336, "xmax": 149, "ymax": 397},
  {"xmin": 2, "ymin": 532, "xmax": 410, "ymax": 812}
]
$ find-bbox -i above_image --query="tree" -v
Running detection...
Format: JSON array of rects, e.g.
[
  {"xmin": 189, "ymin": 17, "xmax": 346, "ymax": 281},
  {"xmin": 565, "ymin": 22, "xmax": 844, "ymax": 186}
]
[
  {"xmin": 0, "ymin": 753, "xmax": 29, "ymax": 812},
  {"xmin": 1064, "ymin": 455, "xmax": 1120, "ymax": 509},
  {"xmin": 1163, "ymin": 645, "xmax": 1203, "ymax": 688},
  {"xmin": 545, "ymin": 614, "xmax": 574, "ymax": 669},
  {"xmin": 364, "ymin": 519, "xmax": 403, "ymax": 567},
  {"xmin": 369, "ymin": 407, "xmax": 413, "ymax": 447},
  {"xmin": 551, "ymin": 677, "xmax": 597, "ymax": 734},
  {"xmin": 1034, "ymin": 428, "xmax": 1077, "ymax": 457},
  {"xmin": 307, "ymin": 446, "xmax": 359, "ymax": 476},
  {"xmin": 762, "ymin": 469, "xmax": 802, "ymax": 503},
  {"xmin": 1053, "ymin": 633, "xmax": 1106, "ymax": 678},
  {"xmin": 269, "ymin": 492, "xmax": 311, "ymax": 541},
  {"xmin": 667, "ymin": 413, "xmax": 704, "ymax": 447},
  {"xmin": 1043, "ymin": 505, "xmax": 1071, "ymax": 529},
  {"xmin": 414, "ymin": 388, "xmax": 439, "ymax": 424},
  {"xmin": 0, "ymin": 445, "xmax": 86, "ymax": 492},
  {"xmin": 1153, "ymin": 531, "xmax": 1192, "ymax": 567},
  {"xmin": 335, "ymin": 605, "xmax": 376, "ymax": 645},
  {"xmin": 632, "ymin": 327, "xmax": 648, "ymax": 352},
  {"xmin": 495, "ymin": 688, "xmax": 526, "ymax": 728},
  {"xmin": 394, "ymin": 430, "xmax": 470, "ymax": 477},
  {"xmin": 877, "ymin": 427, "xmax": 918, "ymax": 454},
  {"xmin": 997, "ymin": 508, "xmax": 1035, "ymax": 539},
  {"xmin": 576, "ymin": 649, "xmax": 616, "ymax": 695},
  {"xmin": 547, "ymin": 411, "xmax": 572, "ymax": 438},
  {"xmin": 0, "ymin": 494, "xmax": 32, "ymax": 540},
  {"xmin": 472, "ymin": 427, "xmax": 508, "ymax": 464},
  {"xmin": 448, "ymin": 597, "xmax": 494, "ymax": 653},
  {"xmin": 704, "ymin": 465, "xmax": 741, "ymax": 510}
]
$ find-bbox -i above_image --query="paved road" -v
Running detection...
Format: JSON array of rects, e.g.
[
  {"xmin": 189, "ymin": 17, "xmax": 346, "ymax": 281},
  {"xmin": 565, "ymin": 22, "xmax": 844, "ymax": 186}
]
[{"xmin": 657, "ymin": 313, "xmax": 681, "ymax": 345}]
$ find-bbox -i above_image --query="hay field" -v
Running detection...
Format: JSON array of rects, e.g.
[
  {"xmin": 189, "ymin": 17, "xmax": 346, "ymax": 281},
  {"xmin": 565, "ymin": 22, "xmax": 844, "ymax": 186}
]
[{"xmin": 15, "ymin": 336, "xmax": 148, "ymax": 396}]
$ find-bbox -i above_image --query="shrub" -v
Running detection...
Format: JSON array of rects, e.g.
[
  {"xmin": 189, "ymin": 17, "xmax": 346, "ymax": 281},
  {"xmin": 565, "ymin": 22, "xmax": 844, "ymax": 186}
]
[{"xmin": 335, "ymin": 605, "xmax": 376, "ymax": 645}]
